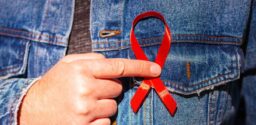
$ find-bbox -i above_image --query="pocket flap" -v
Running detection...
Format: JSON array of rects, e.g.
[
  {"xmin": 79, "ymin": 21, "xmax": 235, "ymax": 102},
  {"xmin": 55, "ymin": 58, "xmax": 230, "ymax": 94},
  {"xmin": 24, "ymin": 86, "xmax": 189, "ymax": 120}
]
[
  {"xmin": 153, "ymin": 43, "xmax": 241, "ymax": 95},
  {"xmin": 0, "ymin": 36, "xmax": 29, "ymax": 79}
]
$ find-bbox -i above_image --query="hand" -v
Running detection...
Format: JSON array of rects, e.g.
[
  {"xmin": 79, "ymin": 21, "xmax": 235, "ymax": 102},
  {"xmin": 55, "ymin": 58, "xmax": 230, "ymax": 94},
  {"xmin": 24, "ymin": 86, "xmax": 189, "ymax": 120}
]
[{"xmin": 19, "ymin": 53, "xmax": 161, "ymax": 125}]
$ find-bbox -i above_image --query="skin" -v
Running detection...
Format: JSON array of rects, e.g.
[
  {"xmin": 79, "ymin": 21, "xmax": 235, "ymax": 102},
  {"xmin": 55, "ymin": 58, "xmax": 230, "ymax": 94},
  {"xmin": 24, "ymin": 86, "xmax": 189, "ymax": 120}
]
[{"xmin": 19, "ymin": 53, "xmax": 161, "ymax": 125}]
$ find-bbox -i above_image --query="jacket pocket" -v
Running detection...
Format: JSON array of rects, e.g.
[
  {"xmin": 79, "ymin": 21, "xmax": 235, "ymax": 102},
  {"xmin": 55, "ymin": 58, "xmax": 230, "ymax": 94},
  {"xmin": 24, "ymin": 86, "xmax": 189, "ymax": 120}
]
[
  {"xmin": 162, "ymin": 43, "xmax": 241, "ymax": 95},
  {"xmin": 0, "ymin": 36, "xmax": 30, "ymax": 79},
  {"xmin": 95, "ymin": 41, "xmax": 242, "ymax": 95}
]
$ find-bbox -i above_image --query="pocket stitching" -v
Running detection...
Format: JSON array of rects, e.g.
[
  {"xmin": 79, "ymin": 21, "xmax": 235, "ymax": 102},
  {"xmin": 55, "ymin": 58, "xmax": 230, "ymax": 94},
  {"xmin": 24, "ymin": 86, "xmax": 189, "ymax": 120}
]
[
  {"xmin": 0, "ymin": 64, "xmax": 20, "ymax": 73},
  {"xmin": 0, "ymin": 42, "xmax": 30, "ymax": 79},
  {"xmin": 166, "ymin": 50, "xmax": 240, "ymax": 94}
]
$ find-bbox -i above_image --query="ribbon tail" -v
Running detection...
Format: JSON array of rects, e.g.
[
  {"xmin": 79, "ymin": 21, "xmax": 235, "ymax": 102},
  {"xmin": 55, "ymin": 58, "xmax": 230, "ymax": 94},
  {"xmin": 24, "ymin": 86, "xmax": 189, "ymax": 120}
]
[
  {"xmin": 130, "ymin": 81, "xmax": 151, "ymax": 113},
  {"xmin": 160, "ymin": 91, "xmax": 177, "ymax": 116},
  {"xmin": 151, "ymin": 79, "xmax": 177, "ymax": 116}
]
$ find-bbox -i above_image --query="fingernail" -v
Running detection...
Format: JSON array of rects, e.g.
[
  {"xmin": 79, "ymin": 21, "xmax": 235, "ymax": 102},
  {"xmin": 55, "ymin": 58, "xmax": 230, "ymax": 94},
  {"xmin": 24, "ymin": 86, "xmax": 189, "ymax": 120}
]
[{"xmin": 150, "ymin": 64, "xmax": 161, "ymax": 76}]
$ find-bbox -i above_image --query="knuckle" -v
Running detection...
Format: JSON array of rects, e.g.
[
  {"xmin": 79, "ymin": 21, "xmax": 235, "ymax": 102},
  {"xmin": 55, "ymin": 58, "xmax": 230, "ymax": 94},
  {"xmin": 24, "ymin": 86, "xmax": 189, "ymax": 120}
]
[
  {"xmin": 80, "ymin": 86, "xmax": 94, "ymax": 97},
  {"xmin": 76, "ymin": 79, "xmax": 95, "ymax": 97},
  {"xmin": 74, "ymin": 99, "xmax": 94, "ymax": 115},
  {"xmin": 112, "ymin": 59, "xmax": 125, "ymax": 76},
  {"xmin": 137, "ymin": 62, "xmax": 147, "ymax": 74},
  {"xmin": 70, "ymin": 62, "xmax": 85, "ymax": 73},
  {"xmin": 72, "ymin": 72, "xmax": 95, "ymax": 97},
  {"xmin": 133, "ymin": 61, "xmax": 149, "ymax": 75}
]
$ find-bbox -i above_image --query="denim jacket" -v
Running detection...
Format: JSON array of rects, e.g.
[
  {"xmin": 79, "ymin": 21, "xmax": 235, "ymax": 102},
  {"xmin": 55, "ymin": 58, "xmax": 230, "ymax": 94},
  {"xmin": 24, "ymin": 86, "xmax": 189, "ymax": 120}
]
[
  {"xmin": 0, "ymin": 0, "xmax": 74, "ymax": 124},
  {"xmin": 0, "ymin": 0, "xmax": 255, "ymax": 125},
  {"xmin": 90, "ymin": 0, "xmax": 255, "ymax": 125}
]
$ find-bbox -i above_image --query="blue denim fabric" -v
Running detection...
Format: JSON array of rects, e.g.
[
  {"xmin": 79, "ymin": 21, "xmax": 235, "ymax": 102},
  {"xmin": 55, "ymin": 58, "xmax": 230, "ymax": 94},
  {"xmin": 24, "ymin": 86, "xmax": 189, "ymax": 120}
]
[
  {"xmin": 90, "ymin": 0, "xmax": 253, "ymax": 125},
  {"xmin": 0, "ymin": 0, "xmax": 255, "ymax": 125},
  {"xmin": 0, "ymin": 0, "xmax": 74, "ymax": 124},
  {"xmin": 242, "ymin": 1, "xmax": 256, "ymax": 125}
]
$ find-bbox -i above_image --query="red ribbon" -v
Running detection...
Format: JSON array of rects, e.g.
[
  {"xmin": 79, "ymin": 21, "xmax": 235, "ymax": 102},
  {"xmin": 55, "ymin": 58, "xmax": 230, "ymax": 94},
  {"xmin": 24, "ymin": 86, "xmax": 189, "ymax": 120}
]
[{"xmin": 130, "ymin": 11, "xmax": 177, "ymax": 116}]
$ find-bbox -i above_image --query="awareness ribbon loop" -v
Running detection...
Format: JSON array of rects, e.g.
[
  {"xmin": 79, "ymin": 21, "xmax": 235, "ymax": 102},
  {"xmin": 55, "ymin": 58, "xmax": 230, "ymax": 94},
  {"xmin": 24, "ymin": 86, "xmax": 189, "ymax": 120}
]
[{"xmin": 130, "ymin": 11, "xmax": 177, "ymax": 116}]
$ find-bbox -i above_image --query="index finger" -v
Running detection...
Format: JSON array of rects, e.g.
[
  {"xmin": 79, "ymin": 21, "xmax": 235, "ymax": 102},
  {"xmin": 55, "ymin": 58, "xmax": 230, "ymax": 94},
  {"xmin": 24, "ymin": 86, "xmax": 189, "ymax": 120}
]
[{"xmin": 82, "ymin": 58, "xmax": 161, "ymax": 78}]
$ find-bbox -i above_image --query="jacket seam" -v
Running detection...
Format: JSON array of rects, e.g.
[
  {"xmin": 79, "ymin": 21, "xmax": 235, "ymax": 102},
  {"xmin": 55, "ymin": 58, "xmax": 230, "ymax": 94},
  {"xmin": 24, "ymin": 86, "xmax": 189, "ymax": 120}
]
[
  {"xmin": 0, "ymin": 65, "xmax": 20, "ymax": 73},
  {"xmin": 92, "ymin": 42, "xmax": 241, "ymax": 52},
  {"xmin": 0, "ymin": 27, "xmax": 67, "ymax": 46},
  {"xmin": 0, "ymin": 27, "xmax": 64, "ymax": 39},
  {"xmin": 166, "ymin": 72, "xmax": 237, "ymax": 95},
  {"xmin": 165, "ymin": 71, "xmax": 233, "ymax": 88},
  {"xmin": 92, "ymin": 38, "xmax": 241, "ymax": 45},
  {"xmin": 92, "ymin": 36, "xmax": 242, "ymax": 51},
  {"xmin": 93, "ymin": 33, "xmax": 241, "ymax": 42}
]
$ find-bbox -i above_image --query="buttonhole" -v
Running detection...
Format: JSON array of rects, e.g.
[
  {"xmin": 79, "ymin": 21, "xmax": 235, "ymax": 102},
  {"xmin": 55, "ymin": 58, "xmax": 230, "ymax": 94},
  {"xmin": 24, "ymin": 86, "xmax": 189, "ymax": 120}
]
[
  {"xmin": 99, "ymin": 30, "xmax": 121, "ymax": 38},
  {"xmin": 186, "ymin": 62, "xmax": 191, "ymax": 80}
]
